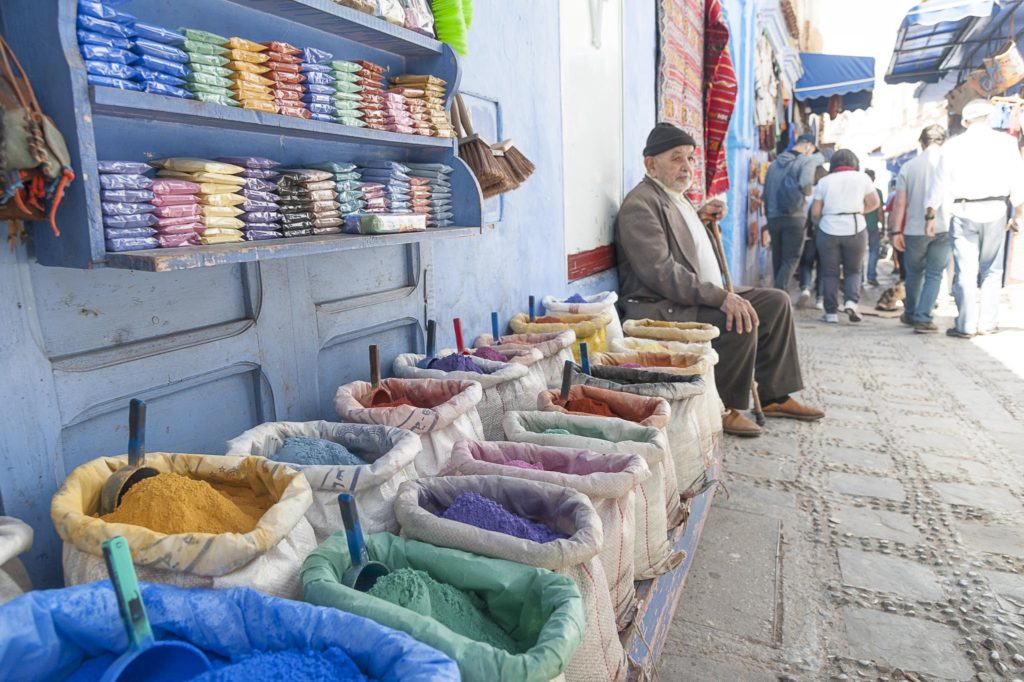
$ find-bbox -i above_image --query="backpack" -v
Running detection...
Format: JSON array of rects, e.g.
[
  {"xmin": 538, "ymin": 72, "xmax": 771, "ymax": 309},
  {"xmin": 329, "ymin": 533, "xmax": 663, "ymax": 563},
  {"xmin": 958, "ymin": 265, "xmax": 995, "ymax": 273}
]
[
  {"xmin": 0, "ymin": 36, "xmax": 74, "ymax": 245},
  {"xmin": 777, "ymin": 162, "xmax": 807, "ymax": 215}
]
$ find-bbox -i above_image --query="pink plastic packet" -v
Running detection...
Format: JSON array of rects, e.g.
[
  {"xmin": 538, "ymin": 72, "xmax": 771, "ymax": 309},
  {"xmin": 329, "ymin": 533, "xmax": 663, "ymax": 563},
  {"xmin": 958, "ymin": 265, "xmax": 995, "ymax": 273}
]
[
  {"xmin": 151, "ymin": 179, "xmax": 200, "ymax": 194},
  {"xmin": 156, "ymin": 215, "xmax": 203, "ymax": 229},
  {"xmin": 151, "ymin": 194, "xmax": 201, "ymax": 207},
  {"xmin": 153, "ymin": 204, "xmax": 202, "ymax": 219},
  {"xmin": 386, "ymin": 125, "xmax": 415, "ymax": 134},
  {"xmin": 158, "ymin": 232, "xmax": 200, "ymax": 247}
]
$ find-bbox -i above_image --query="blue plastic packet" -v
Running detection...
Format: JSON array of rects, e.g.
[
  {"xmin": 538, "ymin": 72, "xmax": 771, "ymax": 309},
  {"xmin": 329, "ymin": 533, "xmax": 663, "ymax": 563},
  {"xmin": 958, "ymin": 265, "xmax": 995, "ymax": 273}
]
[
  {"xmin": 102, "ymin": 201, "xmax": 156, "ymax": 216},
  {"xmin": 77, "ymin": 1, "xmax": 135, "ymax": 24},
  {"xmin": 241, "ymin": 190, "xmax": 278, "ymax": 203},
  {"xmin": 80, "ymin": 44, "xmax": 138, "ymax": 64},
  {"xmin": 97, "ymin": 160, "xmax": 151, "ymax": 174},
  {"xmin": 301, "ymin": 93, "xmax": 334, "ymax": 105},
  {"xmin": 133, "ymin": 22, "xmax": 186, "ymax": 46},
  {"xmin": 86, "ymin": 74, "xmax": 143, "ymax": 90},
  {"xmin": 85, "ymin": 60, "xmax": 137, "ymax": 80},
  {"xmin": 304, "ymin": 83, "xmax": 336, "ymax": 96},
  {"xmin": 299, "ymin": 63, "xmax": 332, "ymax": 73},
  {"xmin": 133, "ymin": 38, "xmax": 189, "ymax": 64},
  {"xmin": 77, "ymin": 14, "xmax": 136, "ymax": 39},
  {"xmin": 308, "ymin": 112, "xmax": 334, "ymax": 122},
  {"xmin": 106, "ymin": 236, "xmax": 159, "ymax": 252},
  {"xmin": 104, "ymin": 226, "xmax": 157, "ymax": 239},
  {"xmin": 103, "ymin": 212, "xmax": 159, "ymax": 229},
  {"xmin": 135, "ymin": 53, "xmax": 190, "ymax": 78},
  {"xmin": 243, "ymin": 177, "xmax": 278, "ymax": 191},
  {"xmin": 77, "ymin": 29, "xmax": 132, "ymax": 50},
  {"xmin": 306, "ymin": 102, "xmax": 337, "ymax": 116},
  {"xmin": 242, "ymin": 200, "xmax": 278, "ymax": 213},
  {"xmin": 358, "ymin": 161, "xmax": 410, "ymax": 173},
  {"xmin": 303, "ymin": 71, "xmax": 334, "ymax": 86},
  {"xmin": 102, "ymin": 188, "xmax": 155, "ymax": 202},
  {"xmin": 142, "ymin": 81, "xmax": 193, "ymax": 98},
  {"xmin": 134, "ymin": 66, "xmax": 187, "ymax": 87},
  {"xmin": 301, "ymin": 46, "xmax": 332, "ymax": 65},
  {"xmin": 99, "ymin": 173, "xmax": 152, "ymax": 190}
]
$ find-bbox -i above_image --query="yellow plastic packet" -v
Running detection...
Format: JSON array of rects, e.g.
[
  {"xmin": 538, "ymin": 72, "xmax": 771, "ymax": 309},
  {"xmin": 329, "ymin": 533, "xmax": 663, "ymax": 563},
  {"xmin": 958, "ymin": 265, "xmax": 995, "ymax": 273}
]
[
  {"xmin": 156, "ymin": 170, "xmax": 245, "ymax": 186},
  {"xmin": 389, "ymin": 74, "xmax": 446, "ymax": 87},
  {"xmin": 231, "ymin": 71, "xmax": 274, "ymax": 86},
  {"xmin": 227, "ymin": 60, "xmax": 270, "ymax": 74},
  {"xmin": 225, "ymin": 37, "xmax": 267, "ymax": 52},
  {"xmin": 232, "ymin": 87, "xmax": 275, "ymax": 102},
  {"xmin": 202, "ymin": 193, "xmax": 246, "ymax": 207},
  {"xmin": 202, "ymin": 216, "xmax": 245, "ymax": 230},
  {"xmin": 226, "ymin": 49, "xmax": 270, "ymax": 64},
  {"xmin": 241, "ymin": 100, "xmax": 280, "ymax": 113},
  {"xmin": 150, "ymin": 157, "xmax": 244, "ymax": 175},
  {"xmin": 201, "ymin": 232, "xmax": 245, "ymax": 244},
  {"xmin": 196, "ymin": 183, "xmax": 242, "ymax": 195},
  {"xmin": 202, "ymin": 205, "xmax": 244, "ymax": 218}
]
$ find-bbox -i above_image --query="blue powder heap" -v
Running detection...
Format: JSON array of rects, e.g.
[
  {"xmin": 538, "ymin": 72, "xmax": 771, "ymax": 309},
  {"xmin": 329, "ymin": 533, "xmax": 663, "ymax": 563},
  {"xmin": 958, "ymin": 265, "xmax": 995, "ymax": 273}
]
[
  {"xmin": 563, "ymin": 293, "xmax": 587, "ymax": 303},
  {"xmin": 440, "ymin": 492, "xmax": 566, "ymax": 544},
  {"xmin": 425, "ymin": 354, "xmax": 488, "ymax": 374},
  {"xmin": 271, "ymin": 437, "xmax": 367, "ymax": 466},
  {"xmin": 192, "ymin": 647, "xmax": 368, "ymax": 681}
]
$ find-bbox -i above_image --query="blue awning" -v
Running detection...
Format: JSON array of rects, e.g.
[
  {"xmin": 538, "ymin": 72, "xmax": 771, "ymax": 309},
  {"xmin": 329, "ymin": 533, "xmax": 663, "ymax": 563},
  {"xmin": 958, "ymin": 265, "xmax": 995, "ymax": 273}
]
[
  {"xmin": 885, "ymin": 0, "xmax": 1023, "ymax": 86},
  {"xmin": 794, "ymin": 53, "xmax": 876, "ymax": 114}
]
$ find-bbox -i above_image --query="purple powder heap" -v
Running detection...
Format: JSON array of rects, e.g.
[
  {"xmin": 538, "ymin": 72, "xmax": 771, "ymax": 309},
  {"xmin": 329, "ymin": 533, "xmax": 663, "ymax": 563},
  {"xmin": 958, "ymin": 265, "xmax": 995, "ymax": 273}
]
[
  {"xmin": 439, "ymin": 492, "xmax": 565, "ymax": 543},
  {"xmin": 427, "ymin": 354, "xmax": 488, "ymax": 374},
  {"xmin": 564, "ymin": 293, "xmax": 587, "ymax": 303},
  {"xmin": 473, "ymin": 346, "xmax": 509, "ymax": 362}
]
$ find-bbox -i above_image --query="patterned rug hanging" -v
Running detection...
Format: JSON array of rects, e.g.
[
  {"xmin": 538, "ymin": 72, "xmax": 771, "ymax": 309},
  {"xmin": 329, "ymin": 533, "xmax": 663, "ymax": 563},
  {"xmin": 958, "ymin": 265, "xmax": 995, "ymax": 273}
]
[{"xmin": 703, "ymin": 0, "xmax": 736, "ymax": 198}]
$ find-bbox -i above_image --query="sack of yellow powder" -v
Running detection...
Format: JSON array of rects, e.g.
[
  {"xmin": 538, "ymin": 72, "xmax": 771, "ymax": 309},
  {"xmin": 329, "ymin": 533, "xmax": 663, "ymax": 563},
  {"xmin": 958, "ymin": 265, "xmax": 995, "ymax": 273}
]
[{"xmin": 51, "ymin": 453, "xmax": 315, "ymax": 599}]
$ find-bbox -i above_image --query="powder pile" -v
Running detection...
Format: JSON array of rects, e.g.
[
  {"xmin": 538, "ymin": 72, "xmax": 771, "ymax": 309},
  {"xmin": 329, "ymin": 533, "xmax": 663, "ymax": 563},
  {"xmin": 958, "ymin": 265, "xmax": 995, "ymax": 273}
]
[
  {"xmin": 563, "ymin": 397, "xmax": 620, "ymax": 418},
  {"xmin": 505, "ymin": 459, "xmax": 545, "ymax": 471},
  {"xmin": 563, "ymin": 293, "xmax": 587, "ymax": 303},
  {"xmin": 440, "ymin": 492, "xmax": 565, "ymax": 544},
  {"xmin": 368, "ymin": 568, "xmax": 518, "ymax": 652},
  {"xmin": 426, "ymin": 354, "xmax": 488, "ymax": 374},
  {"xmin": 473, "ymin": 346, "xmax": 509, "ymax": 362},
  {"xmin": 194, "ymin": 647, "xmax": 367, "ymax": 681},
  {"xmin": 100, "ymin": 472, "xmax": 267, "ymax": 535},
  {"xmin": 271, "ymin": 436, "xmax": 367, "ymax": 466}
]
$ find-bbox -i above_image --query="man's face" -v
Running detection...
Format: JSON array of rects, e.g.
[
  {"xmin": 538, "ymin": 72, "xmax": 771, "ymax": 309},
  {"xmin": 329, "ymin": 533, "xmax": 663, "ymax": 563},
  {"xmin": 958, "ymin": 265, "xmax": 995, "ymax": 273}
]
[
  {"xmin": 795, "ymin": 141, "xmax": 813, "ymax": 155},
  {"xmin": 646, "ymin": 145, "xmax": 695, "ymax": 193}
]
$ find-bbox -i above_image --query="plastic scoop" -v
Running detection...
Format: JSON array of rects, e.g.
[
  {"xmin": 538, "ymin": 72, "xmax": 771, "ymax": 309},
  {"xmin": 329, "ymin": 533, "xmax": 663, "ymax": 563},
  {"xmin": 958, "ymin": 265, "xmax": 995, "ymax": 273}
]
[
  {"xmin": 453, "ymin": 317, "xmax": 465, "ymax": 354},
  {"xmin": 580, "ymin": 342, "xmax": 591, "ymax": 374},
  {"xmin": 100, "ymin": 399, "xmax": 159, "ymax": 515},
  {"xmin": 416, "ymin": 320, "xmax": 437, "ymax": 369},
  {"xmin": 491, "ymin": 311, "xmax": 500, "ymax": 340},
  {"xmin": 560, "ymin": 360, "xmax": 574, "ymax": 400},
  {"xmin": 338, "ymin": 493, "xmax": 389, "ymax": 592},
  {"xmin": 100, "ymin": 536, "xmax": 211, "ymax": 682},
  {"xmin": 528, "ymin": 295, "xmax": 536, "ymax": 322},
  {"xmin": 367, "ymin": 344, "xmax": 390, "ymax": 405}
]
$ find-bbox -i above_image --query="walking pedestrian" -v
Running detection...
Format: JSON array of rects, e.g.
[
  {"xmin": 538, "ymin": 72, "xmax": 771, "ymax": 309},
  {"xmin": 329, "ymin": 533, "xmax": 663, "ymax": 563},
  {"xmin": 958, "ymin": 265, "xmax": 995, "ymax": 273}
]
[
  {"xmin": 889, "ymin": 124, "xmax": 950, "ymax": 334},
  {"xmin": 764, "ymin": 133, "xmax": 818, "ymax": 292},
  {"xmin": 810, "ymin": 149, "xmax": 881, "ymax": 324},
  {"xmin": 797, "ymin": 164, "xmax": 828, "ymax": 308},
  {"xmin": 926, "ymin": 99, "xmax": 1024, "ymax": 338},
  {"xmin": 864, "ymin": 169, "xmax": 885, "ymax": 286}
]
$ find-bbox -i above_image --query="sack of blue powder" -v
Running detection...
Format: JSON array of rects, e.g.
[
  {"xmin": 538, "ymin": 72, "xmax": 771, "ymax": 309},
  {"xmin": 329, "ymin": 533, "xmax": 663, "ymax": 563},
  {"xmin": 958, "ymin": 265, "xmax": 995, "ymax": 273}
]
[
  {"xmin": 393, "ymin": 474, "xmax": 628, "ymax": 682},
  {"xmin": 392, "ymin": 350, "xmax": 546, "ymax": 441},
  {"xmin": 226, "ymin": 420, "xmax": 421, "ymax": 541}
]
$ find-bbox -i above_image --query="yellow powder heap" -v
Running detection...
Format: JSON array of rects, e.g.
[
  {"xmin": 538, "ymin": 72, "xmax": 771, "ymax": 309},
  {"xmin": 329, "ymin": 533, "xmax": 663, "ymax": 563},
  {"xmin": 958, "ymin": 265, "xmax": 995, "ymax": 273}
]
[{"xmin": 101, "ymin": 472, "xmax": 269, "ymax": 535}]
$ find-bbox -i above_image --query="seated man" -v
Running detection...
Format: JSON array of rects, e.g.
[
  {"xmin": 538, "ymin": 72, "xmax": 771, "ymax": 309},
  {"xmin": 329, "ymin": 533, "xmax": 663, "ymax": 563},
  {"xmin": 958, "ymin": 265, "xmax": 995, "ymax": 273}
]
[{"xmin": 614, "ymin": 123, "xmax": 824, "ymax": 437}]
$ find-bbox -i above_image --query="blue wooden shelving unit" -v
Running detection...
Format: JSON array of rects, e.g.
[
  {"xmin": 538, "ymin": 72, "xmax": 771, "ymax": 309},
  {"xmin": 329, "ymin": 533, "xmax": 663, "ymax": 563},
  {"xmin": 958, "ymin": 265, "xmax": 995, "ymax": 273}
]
[{"xmin": 9, "ymin": 0, "xmax": 483, "ymax": 271}]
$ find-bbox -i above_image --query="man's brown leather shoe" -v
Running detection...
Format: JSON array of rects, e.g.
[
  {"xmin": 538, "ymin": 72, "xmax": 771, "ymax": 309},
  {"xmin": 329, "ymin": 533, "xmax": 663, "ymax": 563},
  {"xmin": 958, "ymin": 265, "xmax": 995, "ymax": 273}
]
[
  {"xmin": 762, "ymin": 397, "xmax": 825, "ymax": 422},
  {"xmin": 723, "ymin": 409, "xmax": 762, "ymax": 437}
]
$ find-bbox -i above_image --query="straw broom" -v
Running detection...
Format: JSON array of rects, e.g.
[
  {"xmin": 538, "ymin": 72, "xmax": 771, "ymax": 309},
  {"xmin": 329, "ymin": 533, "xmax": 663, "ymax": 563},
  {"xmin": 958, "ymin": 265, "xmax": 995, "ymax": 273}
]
[
  {"xmin": 453, "ymin": 94, "xmax": 513, "ymax": 196},
  {"xmin": 492, "ymin": 138, "xmax": 535, "ymax": 185}
]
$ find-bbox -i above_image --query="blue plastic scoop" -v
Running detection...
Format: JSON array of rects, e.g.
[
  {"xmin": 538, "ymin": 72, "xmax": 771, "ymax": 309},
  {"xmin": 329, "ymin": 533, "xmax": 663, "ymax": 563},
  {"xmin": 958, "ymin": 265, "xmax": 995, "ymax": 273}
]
[
  {"xmin": 338, "ymin": 493, "xmax": 389, "ymax": 592},
  {"xmin": 100, "ymin": 536, "xmax": 211, "ymax": 682}
]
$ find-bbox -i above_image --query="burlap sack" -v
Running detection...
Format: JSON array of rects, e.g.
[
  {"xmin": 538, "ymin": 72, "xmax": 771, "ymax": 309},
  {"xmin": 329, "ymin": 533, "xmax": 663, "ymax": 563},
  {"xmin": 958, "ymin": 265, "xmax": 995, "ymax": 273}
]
[
  {"xmin": 502, "ymin": 411, "xmax": 683, "ymax": 579},
  {"xmin": 51, "ymin": 453, "xmax": 315, "ymax": 598},
  {"xmin": 612, "ymin": 334, "xmax": 727, "ymax": 453},
  {"xmin": 510, "ymin": 312, "xmax": 613, "ymax": 362},
  {"xmin": 542, "ymin": 291, "xmax": 623, "ymax": 342},
  {"xmin": 537, "ymin": 385, "xmax": 684, "ymax": 528},
  {"xmin": 226, "ymin": 421, "xmax": 422, "ymax": 540},
  {"xmin": 394, "ymin": 475, "xmax": 626, "ymax": 682},
  {"xmin": 474, "ymin": 330, "xmax": 576, "ymax": 389},
  {"xmin": 393, "ymin": 351, "xmax": 545, "ymax": 441},
  {"xmin": 446, "ymin": 440, "xmax": 650, "ymax": 629},
  {"xmin": 334, "ymin": 378, "xmax": 484, "ymax": 477}
]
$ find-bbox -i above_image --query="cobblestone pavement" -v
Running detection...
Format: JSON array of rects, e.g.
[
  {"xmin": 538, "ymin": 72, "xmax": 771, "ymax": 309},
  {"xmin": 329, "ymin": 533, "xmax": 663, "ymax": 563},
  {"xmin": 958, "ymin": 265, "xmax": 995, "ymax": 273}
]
[{"xmin": 659, "ymin": 276, "xmax": 1024, "ymax": 682}]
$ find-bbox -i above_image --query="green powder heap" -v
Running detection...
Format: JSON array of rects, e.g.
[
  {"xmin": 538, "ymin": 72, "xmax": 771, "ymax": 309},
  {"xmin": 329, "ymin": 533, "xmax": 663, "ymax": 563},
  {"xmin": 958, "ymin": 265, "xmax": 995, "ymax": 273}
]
[{"xmin": 368, "ymin": 568, "xmax": 518, "ymax": 652}]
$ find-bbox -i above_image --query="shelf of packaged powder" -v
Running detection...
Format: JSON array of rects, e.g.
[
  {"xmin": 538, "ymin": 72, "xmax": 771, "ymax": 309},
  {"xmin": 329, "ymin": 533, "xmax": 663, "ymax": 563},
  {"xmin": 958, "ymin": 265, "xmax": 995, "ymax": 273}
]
[
  {"xmin": 103, "ymin": 225, "xmax": 482, "ymax": 272},
  {"xmin": 89, "ymin": 87, "xmax": 455, "ymax": 150}
]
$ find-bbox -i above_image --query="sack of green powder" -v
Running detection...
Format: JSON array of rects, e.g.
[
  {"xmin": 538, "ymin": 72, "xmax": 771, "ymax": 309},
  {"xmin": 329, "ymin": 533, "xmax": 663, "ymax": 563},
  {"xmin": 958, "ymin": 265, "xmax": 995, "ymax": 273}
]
[
  {"xmin": 392, "ymin": 350, "xmax": 546, "ymax": 441},
  {"xmin": 51, "ymin": 453, "xmax": 315, "ymax": 599},
  {"xmin": 0, "ymin": 516, "xmax": 33, "ymax": 606},
  {"xmin": 225, "ymin": 421, "xmax": 421, "ymax": 541},
  {"xmin": 542, "ymin": 291, "xmax": 624, "ymax": 343},
  {"xmin": 536, "ymin": 384, "xmax": 685, "ymax": 528},
  {"xmin": 334, "ymin": 377, "xmax": 484, "ymax": 477},
  {"xmin": 395, "ymin": 474, "xmax": 627, "ymax": 681},
  {"xmin": 503, "ymin": 410, "xmax": 684, "ymax": 580},
  {"xmin": 474, "ymin": 329, "xmax": 576, "ymax": 389},
  {"xmin": 509, "ymin": 311, "xmax": 613, "ymax": 363},
  {"xmin": 302, "ymin": 532, "xmax": 586, "ymax": 682},
  {"xmin": 445, "ymin": 441, "xmax": 649, "ymax": 630}
]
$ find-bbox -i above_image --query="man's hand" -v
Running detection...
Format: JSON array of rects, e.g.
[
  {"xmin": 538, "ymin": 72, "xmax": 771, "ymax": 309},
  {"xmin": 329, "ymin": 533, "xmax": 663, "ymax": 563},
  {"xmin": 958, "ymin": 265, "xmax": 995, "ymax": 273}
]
[
  {"xmin": 760, "ymin": 228, "xmax": 771, "ymax": 248},
  {"xmin": 720, "ymin": 292, "xmax": 759, "ymax": 334},
  {"xmin": 893, "ymin": 232, "xmax": 906, "ymax": 252},
  {"xmin": 924, "ymin": 218, "xmax": 936, "ymax": 237},
  {"xmin": 698, "ymin": 199, "xmax": 727, "ymax": 223}
]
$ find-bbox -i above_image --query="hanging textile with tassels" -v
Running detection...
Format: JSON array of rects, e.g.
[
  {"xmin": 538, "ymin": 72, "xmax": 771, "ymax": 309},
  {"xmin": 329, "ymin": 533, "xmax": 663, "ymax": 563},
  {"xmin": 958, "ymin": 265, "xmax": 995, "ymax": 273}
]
[{"xmin": 703, "ymin": 0, "xmax": 736, "ymax": 197}]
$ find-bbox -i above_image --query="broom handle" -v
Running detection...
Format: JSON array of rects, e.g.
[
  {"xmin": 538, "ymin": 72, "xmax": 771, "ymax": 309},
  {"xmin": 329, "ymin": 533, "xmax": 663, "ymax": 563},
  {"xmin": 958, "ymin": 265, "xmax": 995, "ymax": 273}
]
[
  {"xmin": 455, "ymin": 94, "xmax": 476, "ymax": 136},
  {"xmin": 450, "ymin": 94, "xmax": 465, "ymax": 137}
]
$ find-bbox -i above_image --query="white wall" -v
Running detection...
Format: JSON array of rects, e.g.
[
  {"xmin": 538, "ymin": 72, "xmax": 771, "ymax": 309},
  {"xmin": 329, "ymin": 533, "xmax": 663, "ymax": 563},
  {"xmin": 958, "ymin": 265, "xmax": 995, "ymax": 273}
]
[{"xmin": 559, "ymin": 0, "xmax": 624, "ymax": 260}]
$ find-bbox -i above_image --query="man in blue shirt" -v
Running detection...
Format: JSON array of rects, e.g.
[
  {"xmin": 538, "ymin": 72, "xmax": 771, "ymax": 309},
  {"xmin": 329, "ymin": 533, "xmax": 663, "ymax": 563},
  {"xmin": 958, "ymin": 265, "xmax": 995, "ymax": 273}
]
[{"xmin": 763, "ymin": 134, "xmax": 819, "ymax": 292}]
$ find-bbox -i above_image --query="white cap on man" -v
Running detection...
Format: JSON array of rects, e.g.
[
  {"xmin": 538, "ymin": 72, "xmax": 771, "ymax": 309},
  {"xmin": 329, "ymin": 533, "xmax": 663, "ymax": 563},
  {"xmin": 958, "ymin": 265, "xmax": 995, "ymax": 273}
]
[{"xmin": 961, "ymin": 98, "xmax": 995, "ymax": 123}]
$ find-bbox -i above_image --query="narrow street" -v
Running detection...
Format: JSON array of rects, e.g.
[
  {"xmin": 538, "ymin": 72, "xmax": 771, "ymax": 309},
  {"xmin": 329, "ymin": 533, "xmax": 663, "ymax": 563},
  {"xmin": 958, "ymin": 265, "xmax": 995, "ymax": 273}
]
[{"xmin": 661, "ymin": 277, "xmax": 1024, "ymax": 682}]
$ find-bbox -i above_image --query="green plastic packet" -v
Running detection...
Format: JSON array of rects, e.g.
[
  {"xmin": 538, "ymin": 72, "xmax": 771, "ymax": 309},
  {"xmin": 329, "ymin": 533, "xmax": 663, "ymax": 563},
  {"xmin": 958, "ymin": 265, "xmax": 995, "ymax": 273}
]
[
  {"xmin": 333, "ymin": 91, "xmax": 362, "ymax": 102},
  {"xmin": 334, "ymin": 81, "xmax": 362, "ymax": 94},
  {"xmin": 192, "ymin": 91, "xmax": 240, "ymax": 107},
  {"xmin": 182, "ymin": 39, "xmax": 228, "ymax": 56},
  {"xmin": 187, "ymin": 72, "xmax": 234, "ymax": 89},
  {"xmin": 335, "ymin": 117, "xmax": 367, "ymax": 127},
  {"xmin": 332, "ymin": 71, "xmax": 360, "ymax": 84},
  {"xmin": 330, "ymin": 60, "xmax": 361, "ymax": 73},
  {"xmin": 302, "ymin": 533, "xmax": 585, "ymax": 682},
  {"xmin": 180, "ymin": 28, "xmax": 228, "ymax": 46},
  {"xmin": 187, "ymin": 83, "xmax": 236, "ymax": 97},
  {"xmin": 190, "ymin": 63, "xmax": 233, "ymax": 79},
  {"xmin": 187, "ymin": 53, "xmax": 230, "ymax": 68}
]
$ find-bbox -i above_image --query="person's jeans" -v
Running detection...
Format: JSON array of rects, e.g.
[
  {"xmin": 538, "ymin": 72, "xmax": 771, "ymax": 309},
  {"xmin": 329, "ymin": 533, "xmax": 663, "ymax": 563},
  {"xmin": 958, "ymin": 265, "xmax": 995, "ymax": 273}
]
[
  {"xmin": 816, "ymin": 229, "xmax": 868, "ymax": 314},
  {"xmin": 799, "ymin": 235, "xmax": 818, "ymax": 293},
  {"xmin": 767, "ymin": 216, "xmax": 806, "ymax": 291},
  {"xmin": 950, "ymin": 215, "xmax": 1007, "ymax": 334},
  {"xmin": 866, "ymin": 227, "xmax": 881, "ymax": 282},
  {"xmin": 903, "ymin": 232, "xmax": 952, "ymax": 324}
]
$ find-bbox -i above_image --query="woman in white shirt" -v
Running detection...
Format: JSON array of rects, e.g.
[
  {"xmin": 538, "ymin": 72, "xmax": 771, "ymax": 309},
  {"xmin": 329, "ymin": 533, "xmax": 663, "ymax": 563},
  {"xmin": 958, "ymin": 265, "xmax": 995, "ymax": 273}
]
[{"xmin": 810, "ymin": 149, "xmax": 882, "ymax": 323}]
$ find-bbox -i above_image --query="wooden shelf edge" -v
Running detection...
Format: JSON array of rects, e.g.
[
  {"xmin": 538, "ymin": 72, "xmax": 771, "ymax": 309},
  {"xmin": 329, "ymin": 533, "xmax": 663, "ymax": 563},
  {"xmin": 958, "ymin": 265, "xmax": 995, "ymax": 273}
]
[
  {"xmin": 90, "ymin": 87, "xmax": 455, "ymax": 150},
  {"xmin": 102, "ymin": 226, "xmax": 481, "ymax": 272},
  {"xmin": 621, "ymin": 446, "xmax": 723, "ymax": 681}
]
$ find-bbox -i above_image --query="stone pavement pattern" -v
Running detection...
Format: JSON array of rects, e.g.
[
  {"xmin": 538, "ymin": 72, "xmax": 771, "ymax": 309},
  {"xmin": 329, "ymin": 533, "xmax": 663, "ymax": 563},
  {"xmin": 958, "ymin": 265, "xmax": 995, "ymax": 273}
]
[{"xmin": 658, "ymin": 283, "xmax": 1024, "ymax": 682}]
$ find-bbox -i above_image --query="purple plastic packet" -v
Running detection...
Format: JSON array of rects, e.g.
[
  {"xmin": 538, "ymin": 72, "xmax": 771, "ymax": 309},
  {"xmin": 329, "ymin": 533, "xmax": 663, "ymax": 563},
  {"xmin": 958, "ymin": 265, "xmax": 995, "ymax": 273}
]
[{"xmin": 102, "ymin": 212, "xmax": 158, "ymax": 229}]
